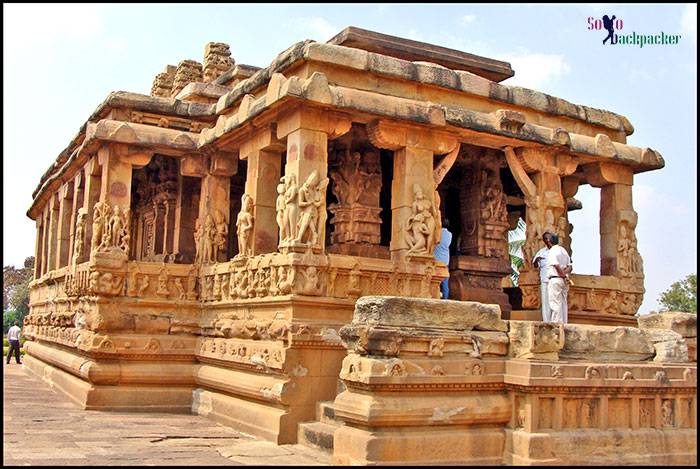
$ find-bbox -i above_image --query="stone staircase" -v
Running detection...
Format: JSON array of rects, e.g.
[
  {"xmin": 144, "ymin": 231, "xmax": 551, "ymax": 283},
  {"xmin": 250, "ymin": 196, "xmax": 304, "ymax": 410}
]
[{"xmin": 297, "ymin": 401, "xmax": 343, "ymax": 453}]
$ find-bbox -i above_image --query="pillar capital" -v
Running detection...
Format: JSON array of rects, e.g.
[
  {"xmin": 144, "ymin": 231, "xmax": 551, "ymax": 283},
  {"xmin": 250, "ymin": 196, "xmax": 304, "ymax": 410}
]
[
  {"xmin": 583, "ymin": 161, "xmax": 634, "ymax": 187},
  {"xmin": 366, "ymin": 119, "xmax": 458, "ymax": 154},
  {"xmin": 240, "ymin": 126, "xmax": 286, "ymax": 160},
  {"xmin": 276, "ymin": 107, "xmax": 351, "ymax": 140},
  {"xmin": 515, "ymin": 147, "xmax": 578, "ymax": 176}
]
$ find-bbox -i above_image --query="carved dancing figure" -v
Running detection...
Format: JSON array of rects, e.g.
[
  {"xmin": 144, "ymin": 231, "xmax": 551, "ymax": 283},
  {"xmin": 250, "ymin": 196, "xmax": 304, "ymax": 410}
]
[{"xmin": 236, "ymin": 194, "xmax": 254, "ymax": 257}]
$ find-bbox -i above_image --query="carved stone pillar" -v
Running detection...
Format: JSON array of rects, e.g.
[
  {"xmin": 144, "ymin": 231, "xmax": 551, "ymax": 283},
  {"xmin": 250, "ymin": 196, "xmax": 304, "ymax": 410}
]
[
  {"xmin": 276, "ymin": 108, "xmax": 351, "ymax": 253},
  {"xmin": 194, "ymin": 151, "xmax": 237, "ymax": 263},
  {"xmin": 40, "ymin": 207, "xmax": 49, "ymax": 276},
  {"xmin": 55, "ymin": 181, "xmax": 74, "ymax": 269},
  {"xmin": 68, "ymin": 171, "xmax": 84, "ymax": 266},
  {"xmin": 507, "ymin": 148, "xmax": 578, "ymax": 271},
  {"xmin": 239, "ymin": 127, "xmax": 285, "ymax": 256},
  {"xmin": 46, "ymin": 194, "xmax": 59, "ymax": 273},
  {"xmin": 366, "ymin": 120, "xmax": 458, "ymax": 262},
  {"xmin": 34, "ymin": 217, "xmax": 43, "ymax": 279},
  {"xmin": 92, "ymin": 144, "xmax": 152, "ymax": 262},
  {"xmin": 80, "ymin": 157, "xmax": 101, "ymax": 264},
  {"xmin": 585, "ymin": 163, "xmax": 643, "ymax": 286}
]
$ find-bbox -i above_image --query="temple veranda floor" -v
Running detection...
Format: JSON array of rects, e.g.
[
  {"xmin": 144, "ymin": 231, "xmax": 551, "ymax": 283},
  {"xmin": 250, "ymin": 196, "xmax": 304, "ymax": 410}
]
[{"xmin": 2, "ymin": 362, "xmax": 330, "ymax": 466}]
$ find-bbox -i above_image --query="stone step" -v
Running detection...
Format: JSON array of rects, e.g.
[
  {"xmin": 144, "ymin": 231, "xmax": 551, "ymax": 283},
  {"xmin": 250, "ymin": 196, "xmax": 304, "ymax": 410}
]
[
  {"xmin": 297, "ymin": 421, "xmax": 338, "ymax": 453},
  {"xmin": 316, "ymin": 400, "xmax": 340, "ymax": 425}
]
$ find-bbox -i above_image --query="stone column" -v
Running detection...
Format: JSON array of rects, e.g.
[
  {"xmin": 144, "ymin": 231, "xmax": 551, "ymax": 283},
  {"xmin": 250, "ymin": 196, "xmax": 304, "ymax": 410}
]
[
  {"xmin": 67, "ymin": 171, "xmax": 84, "ymax": 266},
  {"xmin": 46, "ymin": 194, "xmax": 60, "ymax": 273},
  {"xmin": 40, "ymin": 207, "xmax": 49, "ymax": 276},
  {"xmin": 508, "ymin": 148, "xmax": 578, "ymax": 270},
  {"xmin": 239, "ymin": 127, "xmax": 285, "ymax": 256},
  {"xmin": 366, "ymin": 120, "xmax": 458, "ymax": 261},
  {"xmin": 276, "ymin": 109, "xmax": 351, "ymax": 253},
  {"xmin": 34, "ymin": 217, "xmax": 43, "ymax": 279},
  {"xmin": 191, "ymin": 151, "xmax": 237, "ymax": 263},
  {"xmin": 80, "ymin": 157, "xmax": 102, "ymax": 264},
  {"xmin": 93, "ymin": 144, "xmax": 152, "ymax": 261},
  {"xmin": 55, "ymin": 181, "xmax": 74, "ymax": 269},
  {"xmin": 585, "ymin": 162, "xmax": 641, "ymax": 282}
]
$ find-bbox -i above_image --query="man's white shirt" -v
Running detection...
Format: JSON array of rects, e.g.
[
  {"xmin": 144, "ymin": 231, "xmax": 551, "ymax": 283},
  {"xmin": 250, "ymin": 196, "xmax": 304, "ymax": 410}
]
[
  {"xmin": 545, "ymin": 245, "xmax": 571, "ymax": 279},
  {"xmin": 7, "ymin": 325, "xmax": 21, "ymax": 341},
  {"xmin": 533, "ymin": 247, "xmax": 550, "ymax": 283}
]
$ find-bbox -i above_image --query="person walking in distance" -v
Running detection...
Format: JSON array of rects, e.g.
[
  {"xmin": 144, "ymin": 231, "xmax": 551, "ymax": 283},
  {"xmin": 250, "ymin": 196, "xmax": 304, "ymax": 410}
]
[
  {"xmin": 546, "ymin": 234, "xmax": 572, "ymax": 324},
  {"xmin": 6, "ymin": 321, "xmax": 22, "ymax": 365},
  {"xmin": 533, "ymin": 232, "xmax": 554, "ymax": 322},
  {"xmin": 433, "ymin": 218, "xmax": 453, "ymax": 299}
]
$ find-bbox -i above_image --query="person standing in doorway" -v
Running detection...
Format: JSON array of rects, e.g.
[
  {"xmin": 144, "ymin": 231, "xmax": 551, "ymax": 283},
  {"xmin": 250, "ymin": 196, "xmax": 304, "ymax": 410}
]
[
  {"xmin": 546, "ymin": 234, "xmax": 573, "ymax": 324},
  {"xmin": 6, "ymin": 321, "xmax": 22, "ymax": 365},
  {"xmin": 434, "ymin": 218, "xmax": 453, "ymax": 299},
  {"xmin": 533, "ymin": 232, "xmax": 554, "ymax": 322}
]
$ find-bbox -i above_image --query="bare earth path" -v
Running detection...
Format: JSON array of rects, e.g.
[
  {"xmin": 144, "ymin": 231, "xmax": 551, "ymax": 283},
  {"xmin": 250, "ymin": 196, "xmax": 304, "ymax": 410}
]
[{"xmin": 3, "ymin": 362, "xmax": 330, "ymax": 466}]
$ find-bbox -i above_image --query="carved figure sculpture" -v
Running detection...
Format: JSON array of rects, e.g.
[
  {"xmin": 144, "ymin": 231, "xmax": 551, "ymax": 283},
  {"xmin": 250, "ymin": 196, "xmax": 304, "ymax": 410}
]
[
  {"xmin": 295, "ymin": 170, "xmax": 329, "ymax": 246},
  {"xmin": 202, "ymin": 214, "xmax": 215, "ymax": 264},
  {"xmin": 302, "ymin": 266, "xmax": 320, "ymax": 295},
  {"xmin": 214, "ymin": 210, "xmax": 228, "ymax": 261},
  {"xmin": 91, "ymin": 201, "xmax": 110, "ymax": 252},
  {"xmin": 276, "ymin": 177, "xmax": 287, "ymax": 242},
  {"xmin": 186, "ymin": 265, "xmax": 197, "ymax": 300},
  {"xmin": 138, "ymin": 274, "xmax": 150, "ymax": 296},
  {"xmin": 282, "ymin": 174, "xmax": 298, "ymax": 243},
  {"xmin": 174, "ymin": 278, "xmax": 186, "ymax": 300},
  {"xmin": 236, "ymin": 194, "xmax": 254, "ymax": 257},
  {"xmin": 157, "ymin": 265, "xmax": 169, "ymax": 297},
  {"xmin": 193, "ymin": 218, "xmax": 203, "ymax": 263},
  {"xmin": 404, "ymin": 184, "xmax": 435, "ymax": 255},
  {"xmin": 73, "ymin": 210, "xmax": 87, "ymax": 262},
  {"xmin": 617, "ymin": 223, "xmax": 633, "ymax": 275}
]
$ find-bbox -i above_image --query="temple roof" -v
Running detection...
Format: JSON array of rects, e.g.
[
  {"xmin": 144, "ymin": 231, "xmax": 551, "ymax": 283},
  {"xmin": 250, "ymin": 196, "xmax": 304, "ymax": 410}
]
[
  {"xmin": 327, "ymin": 26, "xmax": 514, "ymax": 82},
  {"xmin": 28, "ymin": 27, "xmax": 665, "ymax": 219}
]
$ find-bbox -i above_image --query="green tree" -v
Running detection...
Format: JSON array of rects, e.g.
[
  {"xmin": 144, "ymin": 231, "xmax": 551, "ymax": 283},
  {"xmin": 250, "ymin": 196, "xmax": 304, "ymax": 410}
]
[
  {"xmin": 3, "ymin": 256, "xmax": 34, "ymax": 329},
  {"xmin": 658, "ymin": 274, "xmax": 696, "ymax": 313},
  {"xmin": 508, "ymin": 218, "xmax": 526, "ymax": 286}
]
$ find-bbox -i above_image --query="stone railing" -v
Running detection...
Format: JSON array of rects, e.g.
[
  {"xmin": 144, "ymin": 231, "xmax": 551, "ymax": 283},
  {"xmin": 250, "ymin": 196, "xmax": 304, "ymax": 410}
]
[{"xmin": 332, "ymin": 297, "xmax": 697, "ymax": 465}]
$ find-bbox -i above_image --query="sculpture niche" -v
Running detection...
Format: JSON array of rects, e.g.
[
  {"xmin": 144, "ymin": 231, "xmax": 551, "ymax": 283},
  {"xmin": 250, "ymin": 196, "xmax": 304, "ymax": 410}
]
[{"xmin": 277, "ymin": 170, "xmax": 329, "ymax": 250}]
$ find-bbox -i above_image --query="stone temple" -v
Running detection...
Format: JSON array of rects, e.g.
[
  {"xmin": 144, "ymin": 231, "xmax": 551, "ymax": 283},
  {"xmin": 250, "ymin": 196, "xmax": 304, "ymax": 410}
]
[{"xmin": 23, "ymin": 27, "xmax": 696, "ymax": 464}]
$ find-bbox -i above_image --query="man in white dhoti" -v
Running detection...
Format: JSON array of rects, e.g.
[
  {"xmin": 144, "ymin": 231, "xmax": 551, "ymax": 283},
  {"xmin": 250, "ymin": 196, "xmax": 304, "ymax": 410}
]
[
  {"xmin": 546, "ymin": 233, "xmax": 572, "ymax": 324},
  {"xmin": 533, "ymin": 232, "xmax": 553, "ymax": 322}
]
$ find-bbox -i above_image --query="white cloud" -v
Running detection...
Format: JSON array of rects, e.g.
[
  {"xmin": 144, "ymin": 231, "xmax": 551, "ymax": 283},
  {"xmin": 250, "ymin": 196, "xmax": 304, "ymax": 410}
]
[
  {"xmin": 460, "ymin": 14, "xmax": 476, "ymax": 26},
  {"xmin": 498, "ymin": 48, "xmax": 571, "ymax": 89},
  {"xmin": 290, "ymin": 16, "xmax": 338, "ymax": 42},
  {"xmin": 680, "ymin": 3, "xmax": 697, "ymax": 45}
]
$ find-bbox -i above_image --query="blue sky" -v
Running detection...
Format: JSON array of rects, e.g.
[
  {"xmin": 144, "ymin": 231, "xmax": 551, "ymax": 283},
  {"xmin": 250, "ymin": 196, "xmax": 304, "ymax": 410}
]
[{"xmin": 3, "ymin": 3, "xmax": 696, "ymax": 313}]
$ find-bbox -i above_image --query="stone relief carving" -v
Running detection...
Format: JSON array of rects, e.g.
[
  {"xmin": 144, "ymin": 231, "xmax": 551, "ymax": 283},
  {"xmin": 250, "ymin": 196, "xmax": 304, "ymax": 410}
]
[
  {"xmin": 91, "ymin": 201, "xmax": 130, "ymax": 255},
  {"xmin": 405, "ymin": 184, "xmax": 437, "ymax": 256},
  {"xmin": 294, "ymin": 170, "xmax": 329, "ymax": 247},
  {"xmin": 280, "ymin": 174, "xmax": 299, "ymax": 244},
  {"xmin": 617, "ymin": 221, "xmax": 644, "ymax": 278},
  {"xmin": 236, "ymin": 194, "xmax": 254, "ymax": 257},
  {"xmin": 73, "ymin": 209, "xmax": 87, "ymax": 263}
]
